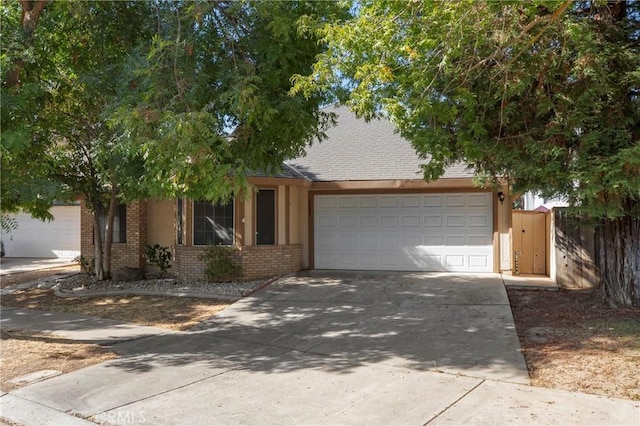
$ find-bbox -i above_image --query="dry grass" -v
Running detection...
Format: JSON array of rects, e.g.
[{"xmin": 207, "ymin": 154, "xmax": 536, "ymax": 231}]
[
  {"xmin": 508, "ymin": 289, "xmax": 640, "ymax": 401},
  {"xmin": 0, "ymin": 265, "xmax": 79, "ymax": 288},
  {"xmin": 1, "ymin": 288, "xmax": 231, "ymax": 331},
  {"xmin": 0, "ymin": 328, "xmax": 117, "ymax": 392},
  {"xmin": 1, "ymin": 270, "xmax": 233, "ymax": 393}
]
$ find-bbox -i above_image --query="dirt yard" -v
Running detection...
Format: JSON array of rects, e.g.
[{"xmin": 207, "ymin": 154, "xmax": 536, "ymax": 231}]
[
  {"xmin": 1, "ymin": 272, "xmax": 232, "ymax": 392},
  {"xmin": 0, "ymin": 264, "xmax": 79, "ymax": 288},
  {"xmin": 1, "ymin": 329, "xmax": 117, "ymax": 392},
  {"xmin": 508, "ymin": 289, "xmax": 640, "ymax": 401},
  {"xmin": 2, "ymin": 288, "xmax": 231, "ymax": 331}
]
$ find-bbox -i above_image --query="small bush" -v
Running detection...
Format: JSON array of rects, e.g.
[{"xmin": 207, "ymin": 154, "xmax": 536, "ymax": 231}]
[
  {"xmin": 199, "ymin": 245, "xmax": 242, "ymax": 282},
  {"xmin": 144, "ymin": 244, "xmax": 172, "ymax": 277},
  {"xmin": 74, "ymin": 255, "xmax": 95, "ymax": 276}
]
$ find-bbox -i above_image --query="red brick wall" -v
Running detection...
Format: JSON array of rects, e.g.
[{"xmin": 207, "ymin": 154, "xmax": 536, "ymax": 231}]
[
  {"xmin": 80, "ymin": 200, "xmax": 148, "ymax": 272},
  {"xmin": 175, "ymin": 244, "xmax": 303, "ymax": 281}
]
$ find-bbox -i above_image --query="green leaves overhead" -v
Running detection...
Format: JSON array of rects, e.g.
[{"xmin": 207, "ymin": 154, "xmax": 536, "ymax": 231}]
[
  {"xmin": 110, "ymin": 0, "xmax": 345, "ymax": 201},
  {"xmin": 296, "ymin": 0, "xmax": 640, "ymax": 219},
  {"xmin": 2, "ymin": 0, "xmax": 347, "ymax": 215}
]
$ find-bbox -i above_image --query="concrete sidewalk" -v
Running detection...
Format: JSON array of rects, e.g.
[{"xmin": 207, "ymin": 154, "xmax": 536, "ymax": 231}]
[
  {"xmin": 1, "ymin": 307, "xmax": 176, "ymax": 344},
  {"xmin": 1, "ymin": 272, "xmax": 638, "ymax": 425}
]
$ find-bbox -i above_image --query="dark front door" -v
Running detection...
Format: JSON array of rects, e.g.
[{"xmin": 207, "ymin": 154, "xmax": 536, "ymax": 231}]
[{"xmin": 256, "ymin": 189, "xmax": 275, "ymax": 245}]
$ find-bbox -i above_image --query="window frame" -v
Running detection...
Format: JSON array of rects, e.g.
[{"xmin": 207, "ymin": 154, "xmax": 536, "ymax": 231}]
[
  {"xmin": 96, "ymin": 203, "xmax": 127, "ymax": 244},
  {"xmin": 192, "ymin": 199, "xmax": 235, "ymax": 246}
]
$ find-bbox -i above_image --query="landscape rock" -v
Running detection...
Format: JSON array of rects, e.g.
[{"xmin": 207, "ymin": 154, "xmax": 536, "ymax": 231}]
[{"xmin": 112, "ymin": 267, "xmax": 144, "ymax": 282}]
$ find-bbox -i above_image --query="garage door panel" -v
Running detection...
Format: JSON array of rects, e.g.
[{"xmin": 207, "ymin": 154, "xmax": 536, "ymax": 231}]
[
  {"xmin": 359, "ymin": 197, "xmax": 377, "ymax": 208},
  {"xmin": 401, "ymin": 216, "xmax": 420, "ymax": 228},
  {"xmin": 423, "ymin": 195, "xmax": 442, "ymax": 207},
  {"xmin": 469, "ymin": 256, "xmax": 489, "ymax": 268},
  {"xmin": 469, "ymin": 214, "xmax": 489, "ymax": 227},
  {"xmin": 446, "ymin": 215, "xmax": 465, "ymax": 227},
  {"xmin": 424, "ymin": 216, "xmax": 442, "ymax": 227},
  {"xmin": 315, "ymin": 193, "xmax": 493, "ymax": 272},
  {"xmin": 424, "ymin": 235, "xmax": 442, "ymax": 245},
  {"xmin": 468, "ymin": 193, "xmax": 491, "ymax": 207},
  {"xmin": 339, "ymin": 216, "xmax": 357, "ymax": 228},
  {"xmin": 359, "ymin": 216, "xmax": 377, "ymax": 227},
  {"xmin": 446, "ymin": 255, "xmax": 465, "ymax": 267},
  {"xmin": 380, "ymin": 196, "xmax": 399, "ymax": 207},
  {"xmin": 445, "ymin": 195, "xmax": 465, "ymax": 207},
  {"xmin": 4, "ymin": 206, "xmax": 80, "ymax": 258},
  {"xmin": 446, "ymin": 235, "xmax": 466, "ymax": 246}
]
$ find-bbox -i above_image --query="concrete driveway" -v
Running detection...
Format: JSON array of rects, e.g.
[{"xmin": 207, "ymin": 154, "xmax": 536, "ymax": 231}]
[
  {"xmin": 0, "ymin": 257, "xmax": 76, "ymax": 276},
  {"xmin": 6, "ymin": 272, "xmax": 639, "ymax": 425}
]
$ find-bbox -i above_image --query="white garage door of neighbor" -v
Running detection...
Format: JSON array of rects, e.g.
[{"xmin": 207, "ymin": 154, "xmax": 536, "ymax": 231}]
[
  {"xmin": 3, "ymin": 206, "xmax": 81, "ymax": 258},
  {"xmin": 314, "ymin": 193, "xmax": 494, "ymax": 272}
]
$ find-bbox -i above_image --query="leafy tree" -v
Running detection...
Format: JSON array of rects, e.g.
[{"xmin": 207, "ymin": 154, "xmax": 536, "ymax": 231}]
[
  {"xmin": 2, "ymin": 1, "xmax": 346, "ymax": 279},
  {"xmin": 111, "ymin": 1, "xmax": 342, "ymax": 201},
  {"xmin": 294, "ymin": 0, "xmax": 640, "ymax": 306},
  {"xmin": 2, "ymin": 1, "xmax": 152, "ymax": 280}
]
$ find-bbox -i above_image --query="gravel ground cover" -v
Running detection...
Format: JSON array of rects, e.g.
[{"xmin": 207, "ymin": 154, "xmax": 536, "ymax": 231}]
[{"xmin": 54, "ymin": 274, "xmax": 269, "ymax": 299}]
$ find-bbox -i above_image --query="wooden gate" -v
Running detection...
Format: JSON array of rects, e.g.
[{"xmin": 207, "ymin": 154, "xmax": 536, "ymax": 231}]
[{"xmin": 512, "ymin": 211, "xmax": 547, "ymax": 275}]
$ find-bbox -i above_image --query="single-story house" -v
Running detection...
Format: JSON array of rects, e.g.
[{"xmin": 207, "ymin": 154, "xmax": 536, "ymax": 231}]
[{"xmin": 80, "ymin": 106, "xmax": 512, "ymax": 280}]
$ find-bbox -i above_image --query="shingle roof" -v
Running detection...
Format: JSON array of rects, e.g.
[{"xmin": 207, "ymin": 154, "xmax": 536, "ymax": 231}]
[
  {"xmin": 286, "ymin": 105, "xmax": 473, "ymax": 182},
  {"xmin": 248, "ymin": 163, "xmax": 312, "ymax": 180}
]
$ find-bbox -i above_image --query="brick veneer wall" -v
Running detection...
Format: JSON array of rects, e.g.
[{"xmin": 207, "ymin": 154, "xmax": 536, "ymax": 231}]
[
  {"xmin": 175, "ymin": 244, "xmax": 303, "ymax": 281},
  {"xmin": 80, "ymin": 200, "xmax": 148, "ymax": 272}
]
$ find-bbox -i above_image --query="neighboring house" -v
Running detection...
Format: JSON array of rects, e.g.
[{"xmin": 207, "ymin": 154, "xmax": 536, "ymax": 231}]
[
  {"xmin": 2, "ymin": 202, "xmax": 81, "ymax": 258},
  {"xmin": 519, "ymin": 191, "xmax": 568, "ymax": 212},
  {"xmin": 79, "ymin": 106, "xmax": 513, "ymax": 279}
]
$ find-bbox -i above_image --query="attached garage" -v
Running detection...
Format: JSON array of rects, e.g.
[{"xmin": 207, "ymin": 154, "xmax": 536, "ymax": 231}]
[
  {"xmin": 3, "ymin": 205, "xmax": 81, "ymax": 258},
  {"xmin": 314, "ymin": 192, "xmax": 494, "ymax": 272}
]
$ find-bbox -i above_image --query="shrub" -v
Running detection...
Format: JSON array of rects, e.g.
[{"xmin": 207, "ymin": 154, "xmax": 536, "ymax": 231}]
[
  {"xmin": 144, "ymin": 244, "xmax": 172, "ymax": 277},
  {"xmin": 199, "ymin": 245, "xmax": 242, "ymax": 282}
]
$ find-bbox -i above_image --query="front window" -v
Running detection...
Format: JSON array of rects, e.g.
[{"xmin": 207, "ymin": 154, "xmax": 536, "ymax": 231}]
[
  {"xmin": 97, "ymin": 204, "xmax": 127, "ymax": 243},
  {"xmin": 193, "ymin": 199, "xmax": 234, "ymax": 245}
]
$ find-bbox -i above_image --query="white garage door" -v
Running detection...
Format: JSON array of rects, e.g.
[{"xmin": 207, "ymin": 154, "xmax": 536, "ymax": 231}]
[
  {"xmin": 3, "ymin": 206, "xmax": 81, "ymax": 258},
  {"xmin": 314, "ymin": 193, "xmax": 493, "ymax": 272}
]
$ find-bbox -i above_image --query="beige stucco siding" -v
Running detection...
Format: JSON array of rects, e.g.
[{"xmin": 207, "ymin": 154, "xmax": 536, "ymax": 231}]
[
  {"xmin": 298, "ymin": 187, "xmax": 310, "ymax": 268},
  {"xmin": 147, "ymin": 199, "xmax": 175, "ymax": 248},
  {"xmin": 289, "ymin": 186, "xmax": 300, "ymax": 245},
  {"xmin": 243, "ymin": 197, "xmax": 254, "ymax": 246},
  {"xmin": 277, "ymin": 185, "xmax": 286, "ymax": 244}
]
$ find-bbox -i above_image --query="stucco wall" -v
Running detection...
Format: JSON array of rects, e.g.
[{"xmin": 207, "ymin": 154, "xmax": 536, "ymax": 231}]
[{"xmin": 147, "ymin": 199, "xmax": 175, "ymax": 248}]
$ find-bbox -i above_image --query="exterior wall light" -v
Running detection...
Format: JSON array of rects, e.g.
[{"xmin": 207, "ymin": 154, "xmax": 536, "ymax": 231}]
[{"xmin": 497, "ymin": 191, "xmax": 505, "ymax": 204}]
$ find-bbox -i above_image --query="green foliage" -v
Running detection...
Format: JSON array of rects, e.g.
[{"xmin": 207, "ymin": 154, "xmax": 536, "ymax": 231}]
[
  {"xmin": 144, "ymin": 244, "xmax": 172, "ymax": 277},
  {"xmin": 74, "ymin": 255, "xmax": 95, "ymax": 276},
  {"xmin": 108, "ymin": 0, "xmax": 347, "ymax": 201},
  {"xmin": 296, "ymin": 0, "xmax": 640, "ymax": 219},
  {"xmin": 0, "ymin": 214, "xmax": 18, "ymax": 233},
  {"xmin": 1, "ymin": 1, "xmax": 347, "ymax": 277},
  {"xmin": 199, "ymin": 245, "xmax": 242, "ymax": 283}
]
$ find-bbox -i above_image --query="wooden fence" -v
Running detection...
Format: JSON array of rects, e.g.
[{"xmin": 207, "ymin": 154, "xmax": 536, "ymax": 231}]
[{"xmin": 550, "ymin": 208, "xmax": 599, "ymax": 289}]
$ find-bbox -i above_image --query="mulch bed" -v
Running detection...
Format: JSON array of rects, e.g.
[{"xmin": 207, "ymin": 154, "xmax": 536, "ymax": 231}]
[{"xmin": 508, "ymin": 288, "xmax": 640, "ymax": 400}]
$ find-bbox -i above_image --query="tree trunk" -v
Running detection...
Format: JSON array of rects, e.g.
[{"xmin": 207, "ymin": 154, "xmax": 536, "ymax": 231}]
[
  {"xmin": 6, "ymin": 1, "xmax": 49, "ymax": 89},
  {"xmin": 596, "ymin": 216, "xmax": 640, "ymax": 307},
  {"xmin": 93, "ymin": 205, "xmax": 105, "ymax": 281},
  {"xmin": 102, "ymin": 193, "xmax": 119, "ymax": 280}
]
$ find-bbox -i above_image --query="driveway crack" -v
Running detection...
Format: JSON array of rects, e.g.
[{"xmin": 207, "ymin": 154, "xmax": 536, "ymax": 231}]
[{"xmin": 423, "ymin": 379, "xmax": 485, "ymax": 425}]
